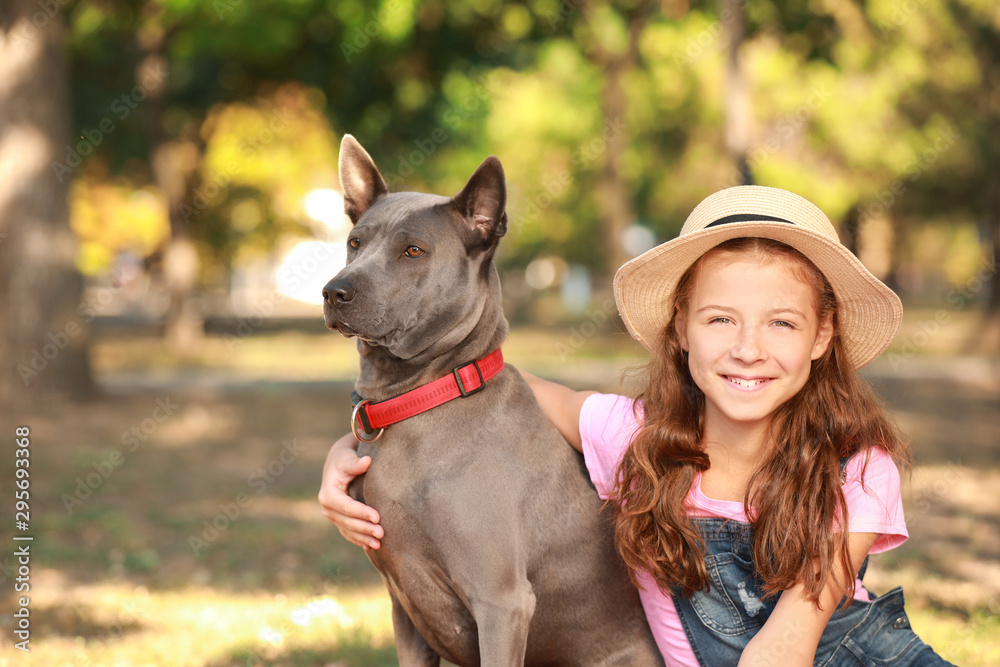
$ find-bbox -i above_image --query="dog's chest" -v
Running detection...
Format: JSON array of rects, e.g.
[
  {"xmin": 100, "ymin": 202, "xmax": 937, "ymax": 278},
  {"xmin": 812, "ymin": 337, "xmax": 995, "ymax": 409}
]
[{"xmin": 354, "ymin": 436, "xmax": 434, "ymax": 537}]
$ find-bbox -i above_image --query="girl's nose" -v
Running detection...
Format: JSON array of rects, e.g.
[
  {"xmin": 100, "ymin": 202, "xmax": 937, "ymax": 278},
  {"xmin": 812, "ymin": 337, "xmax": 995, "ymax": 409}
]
[{"xmin": 731, "ymin": 326, "xmax": 766, "ymax": 363}]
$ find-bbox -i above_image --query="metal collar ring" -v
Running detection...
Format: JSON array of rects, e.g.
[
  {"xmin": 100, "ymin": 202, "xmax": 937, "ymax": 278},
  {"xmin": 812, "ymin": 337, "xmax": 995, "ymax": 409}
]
[{"xmin": 351, "ymin": 399, "xmax": 385, "ymax": 443}]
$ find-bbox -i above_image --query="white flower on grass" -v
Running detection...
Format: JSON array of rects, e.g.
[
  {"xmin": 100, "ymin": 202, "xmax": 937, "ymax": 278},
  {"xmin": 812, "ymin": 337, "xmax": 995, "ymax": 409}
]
[
  {"xmin": 290, "ymin": 597, "xmax": 355, "ymax": 628},
  {"xmin": 258, "ymin": 626, "xmax": 284, "ymax": 646}
]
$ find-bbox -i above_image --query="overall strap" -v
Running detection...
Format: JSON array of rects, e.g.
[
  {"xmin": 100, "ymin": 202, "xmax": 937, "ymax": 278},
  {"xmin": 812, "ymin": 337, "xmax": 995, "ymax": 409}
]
[{"xmin": 838, "ymin": 455, "xmax": 851, "ymax": 484}]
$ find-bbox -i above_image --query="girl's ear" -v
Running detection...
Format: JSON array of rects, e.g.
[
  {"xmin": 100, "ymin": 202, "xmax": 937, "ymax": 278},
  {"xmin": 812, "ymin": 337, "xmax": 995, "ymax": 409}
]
[
  {"xmin": 674, "ymin": 310, "xmax": 690, "ymax": 352},
  {"xmin": 811, "ymin": 312, "xmax": 834, "ymax": 360}
]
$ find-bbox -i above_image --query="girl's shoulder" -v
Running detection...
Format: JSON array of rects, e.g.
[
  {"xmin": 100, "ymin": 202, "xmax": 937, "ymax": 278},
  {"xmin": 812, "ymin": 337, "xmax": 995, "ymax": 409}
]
[
  {"xmin": 842, "ymin": 446, "xmax": 900, "ymax": 488},
  {"xmin": 579, "ymin": 393, "xmax": 643, "ymax": 499},
  {"xmin": 580, "ymin": 392, "xmax": 642, "ymax": 441},
  {"xmin": 841, "ymin": 446, "xmax": 908, "ymax": 552}
]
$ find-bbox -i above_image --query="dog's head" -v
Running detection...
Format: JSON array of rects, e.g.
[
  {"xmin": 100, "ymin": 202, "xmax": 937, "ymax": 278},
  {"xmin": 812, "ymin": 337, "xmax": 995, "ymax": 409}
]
[{"xmin": 323, "ymin": 135, "xmax": 508, "ymax": 360}]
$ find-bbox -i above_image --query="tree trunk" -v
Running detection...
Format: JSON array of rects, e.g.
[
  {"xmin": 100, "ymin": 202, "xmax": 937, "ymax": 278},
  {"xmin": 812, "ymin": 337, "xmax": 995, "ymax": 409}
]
[
  {"xmin": 0, "ymin": 3, "xmax": 94, "ymax": 411},
  {"xmin": 976, "ymin": 165, "xmax": 1000, "ymax": 353},
  {"xmin": 841, "ymin": 205, "xmax": 862, "ymax": 256},
  {"xmin": 723, "ymin": 0, "xmax": 753, "ymax": 185},
  {"xmin": 139, "ymin": 6, "xmax": 203, "ymax": 355},
  {"xmin": 884, "ymin": 215, "xmax": 907, "ymax": 296},
  {"xmin": 988, "ymin": 189, "xmax": 1000, "ymax": 315},
  {"xmin": 965, "ymin": 13, "xmax": 1000, "ymax": 352},
  {"xmin": 977, "ymin": 52, "xmax": 1000, "ymax": 353},
  {"xmin": 595, "ymin": 58, "xmax": 638, "ymax": 276},
  {"xmin": 584, "ymin": 1, "xmax": 653, "ymax": 277}
]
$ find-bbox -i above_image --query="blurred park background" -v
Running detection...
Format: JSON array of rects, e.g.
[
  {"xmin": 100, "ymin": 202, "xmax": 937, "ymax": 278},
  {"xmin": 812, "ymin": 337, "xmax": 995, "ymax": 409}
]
[{"xmin": 1, "ymin": 0, "xmax": 999, "ymax": 665}]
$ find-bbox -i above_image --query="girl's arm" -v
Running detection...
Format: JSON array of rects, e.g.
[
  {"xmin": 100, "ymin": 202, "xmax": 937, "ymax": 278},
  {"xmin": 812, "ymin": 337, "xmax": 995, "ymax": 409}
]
[
  {"xmin": 318, "ymin": 433, "xmax": 384, "ymax": 550},
  {"xmin": 319, "ymin": 372, "xmax": 591, "ymax": 549},
  {"xmin": 518, "ymin": 369, "xmax": 596, "ymax": 452},
  {"xmin": 738, "ymin": 532, "xmax": 878, "ymax": 667}
]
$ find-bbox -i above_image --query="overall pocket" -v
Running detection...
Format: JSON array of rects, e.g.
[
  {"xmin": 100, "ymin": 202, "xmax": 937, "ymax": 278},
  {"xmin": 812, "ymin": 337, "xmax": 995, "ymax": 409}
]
[
  {"xmin": 688, "ymin": 551, "xmax": 776, "ymax": 636},
  {"xmin": 817, "ymin": 588, "xmax": 934, "ymax": 667}
]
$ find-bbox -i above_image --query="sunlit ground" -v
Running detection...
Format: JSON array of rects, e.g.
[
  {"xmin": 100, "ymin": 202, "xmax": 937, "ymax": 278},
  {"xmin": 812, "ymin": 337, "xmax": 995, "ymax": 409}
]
[
  {"xmin": 3, "ymin": 584, "xmax": 397, "ymax": 667},
  {"xmin": 1, "ymin": 309, "xmax": 997, "ymax": 666}
]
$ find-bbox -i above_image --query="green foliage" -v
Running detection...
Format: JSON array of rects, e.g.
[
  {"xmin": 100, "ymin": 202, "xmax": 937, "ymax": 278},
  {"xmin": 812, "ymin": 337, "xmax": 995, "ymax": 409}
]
[{"xmin": 63, "ymin": 0, "xmax": 999, "ymax": 304}]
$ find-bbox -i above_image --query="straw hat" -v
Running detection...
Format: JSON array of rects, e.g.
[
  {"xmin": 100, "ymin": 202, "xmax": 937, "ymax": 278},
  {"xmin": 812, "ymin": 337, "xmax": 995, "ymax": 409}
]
[{"xmin": 613, "ymin": 186, "xmax": 902, "ymax": 369}]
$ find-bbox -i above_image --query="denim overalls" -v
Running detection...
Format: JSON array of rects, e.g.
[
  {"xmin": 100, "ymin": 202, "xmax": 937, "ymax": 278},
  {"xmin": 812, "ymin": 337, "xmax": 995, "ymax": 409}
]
[
  {"xmin": 671, "ymin": 448, "xmax": 954, "ymax": 667},
  {"xmin": 670, "ymin": 516, "xmax": 957, "ymax": 666}
]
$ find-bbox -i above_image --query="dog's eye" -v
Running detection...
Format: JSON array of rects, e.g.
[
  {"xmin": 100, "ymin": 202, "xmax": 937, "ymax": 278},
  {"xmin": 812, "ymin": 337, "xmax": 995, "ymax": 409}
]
[
  {"xmin": 404, "ymin": 245, "xmax": 425, "ymax": 258},
  {"xmin": 349, "ymin": 238, "xmax": 360, "ymax": 249}
]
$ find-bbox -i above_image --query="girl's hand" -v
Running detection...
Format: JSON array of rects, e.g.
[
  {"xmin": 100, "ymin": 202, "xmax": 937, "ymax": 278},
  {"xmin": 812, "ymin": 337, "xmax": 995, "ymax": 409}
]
[{"xmin": 318, "ymin": 433, "xmax": 384, "ymax": 550}]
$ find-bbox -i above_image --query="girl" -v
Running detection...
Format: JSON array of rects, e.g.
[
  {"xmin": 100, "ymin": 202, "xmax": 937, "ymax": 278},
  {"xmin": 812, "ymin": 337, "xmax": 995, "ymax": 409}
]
[{"xmin": 319, "ymin": 186, "xmax": 956, "ymax": 666}]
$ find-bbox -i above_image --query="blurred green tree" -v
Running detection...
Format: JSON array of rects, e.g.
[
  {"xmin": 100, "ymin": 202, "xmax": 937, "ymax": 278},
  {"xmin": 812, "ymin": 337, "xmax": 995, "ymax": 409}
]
[
  {"xmin": 65, "ymin": 0, "xmax": 536, "ymax": 345},
  {"xmin": 55, "ymin": 0, "xmax": 999, "ymax": 349}
]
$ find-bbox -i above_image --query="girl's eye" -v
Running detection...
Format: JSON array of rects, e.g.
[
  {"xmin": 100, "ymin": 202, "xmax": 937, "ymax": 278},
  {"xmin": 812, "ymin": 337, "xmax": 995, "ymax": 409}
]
[
  {"xmin": 404, "ymin": 245, "xmax": 425, "ymax": 258},
  {"xmin": 773, "ymin": 320, "xmax": 794, "ymax": 328},
  {"xmin": 709, "ymin": 317, "xmax": 733, "ymax": 325},
  {"xmin": 348, "ymin": 238, "xmax": 360, "ymax": 249}
]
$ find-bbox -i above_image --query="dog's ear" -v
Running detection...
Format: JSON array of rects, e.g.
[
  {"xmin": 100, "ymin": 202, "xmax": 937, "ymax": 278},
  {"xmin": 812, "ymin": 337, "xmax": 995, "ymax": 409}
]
[
  {"xmin": 452, "ymin": 156, "xmax": 507, "ymax": 247},
  {"xmin": 339, "ymin": 134, "xmax": 388, "ymax": 224}
]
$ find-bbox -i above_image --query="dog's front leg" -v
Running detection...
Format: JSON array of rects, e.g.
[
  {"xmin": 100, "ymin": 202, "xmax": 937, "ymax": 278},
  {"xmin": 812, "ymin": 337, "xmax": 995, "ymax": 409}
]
[
  {"xmin": 390, "ymin": 592, "xmax": 441, "ymax": 667},
  {"xmin": 471, "ymin": 584, "xmax": 536, "ymax": 667}
]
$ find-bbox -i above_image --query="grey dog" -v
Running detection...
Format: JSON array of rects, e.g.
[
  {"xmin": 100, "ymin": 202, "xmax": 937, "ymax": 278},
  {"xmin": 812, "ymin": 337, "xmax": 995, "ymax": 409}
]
[{"xmin": 323, "ymin": 135, "xmax": 662, "ymax": 667}]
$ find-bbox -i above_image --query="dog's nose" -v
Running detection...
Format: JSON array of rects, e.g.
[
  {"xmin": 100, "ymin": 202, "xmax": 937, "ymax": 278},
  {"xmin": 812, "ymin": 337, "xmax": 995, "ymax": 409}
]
[{"xmin": 323, "ymin": 278, "xmax": 355, "ymax": 305}]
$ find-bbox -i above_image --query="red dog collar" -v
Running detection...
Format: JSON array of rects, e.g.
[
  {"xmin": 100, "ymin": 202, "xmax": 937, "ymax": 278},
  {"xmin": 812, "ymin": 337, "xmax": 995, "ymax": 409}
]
[{"xmin": 351, "ymin": 348, "xmax": 505, "ymax": 442}]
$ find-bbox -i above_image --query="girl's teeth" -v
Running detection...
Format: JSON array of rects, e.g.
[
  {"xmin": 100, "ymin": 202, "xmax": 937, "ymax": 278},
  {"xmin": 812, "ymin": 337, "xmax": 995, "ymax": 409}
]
[{"xmin": 729, "ymin": 377, "xmax": 763, "ymax": 388}]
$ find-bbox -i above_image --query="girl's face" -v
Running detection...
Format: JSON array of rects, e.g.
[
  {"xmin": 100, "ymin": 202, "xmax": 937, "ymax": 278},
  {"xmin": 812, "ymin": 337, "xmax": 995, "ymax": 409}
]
[{"xmin": 674, "ymin": 252, "xmax": 834, "ymax": 437}]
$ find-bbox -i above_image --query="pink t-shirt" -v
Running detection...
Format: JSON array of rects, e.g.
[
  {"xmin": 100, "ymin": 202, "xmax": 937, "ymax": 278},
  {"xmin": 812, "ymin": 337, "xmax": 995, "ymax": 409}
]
[{"xmin": 579, "ymin": 393, "xmax": 908, "ymax": 667}]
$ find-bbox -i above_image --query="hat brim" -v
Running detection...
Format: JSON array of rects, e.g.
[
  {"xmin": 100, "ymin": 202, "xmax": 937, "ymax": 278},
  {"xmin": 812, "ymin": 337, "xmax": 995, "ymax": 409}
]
[{"xmin": 613, "ymin": 221, "xmax": 902, "ymax": 369}]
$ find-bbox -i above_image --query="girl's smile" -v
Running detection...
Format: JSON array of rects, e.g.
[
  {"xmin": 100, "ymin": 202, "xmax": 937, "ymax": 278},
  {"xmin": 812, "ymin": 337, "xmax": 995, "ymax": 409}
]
[
  {"xmin": 722, "ymin": 375, "xmax": 773, "ymax": 390},
  {"xmin": 675, "ymin": 254, "xmax": 833, "ymax": 442}
]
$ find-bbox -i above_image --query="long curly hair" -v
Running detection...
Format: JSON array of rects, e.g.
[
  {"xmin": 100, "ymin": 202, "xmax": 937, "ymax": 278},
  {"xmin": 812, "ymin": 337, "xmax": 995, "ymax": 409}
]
[{"xmin": 611, "ymin": 237, "xmax": 910, "ymax": 606}]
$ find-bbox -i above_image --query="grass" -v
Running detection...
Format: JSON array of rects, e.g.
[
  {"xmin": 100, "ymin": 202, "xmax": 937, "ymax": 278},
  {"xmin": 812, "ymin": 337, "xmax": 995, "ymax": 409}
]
[
  {"xmin": 908, "ymin": 608, "xmax": 1000, "ymax": 666},
  {"xmin": 1, "ymin": 320, "xmax": 996, "ymax": 666},
  {"xmin": 3, "ymin": 584, "xmax": 396, "ymax": 667}
]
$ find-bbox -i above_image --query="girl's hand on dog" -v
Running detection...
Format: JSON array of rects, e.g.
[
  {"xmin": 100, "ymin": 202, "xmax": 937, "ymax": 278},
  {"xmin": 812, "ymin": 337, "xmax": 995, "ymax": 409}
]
[{"xmin": 319, "ymin": 433, "xmax": 384, "ymax": 550}]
